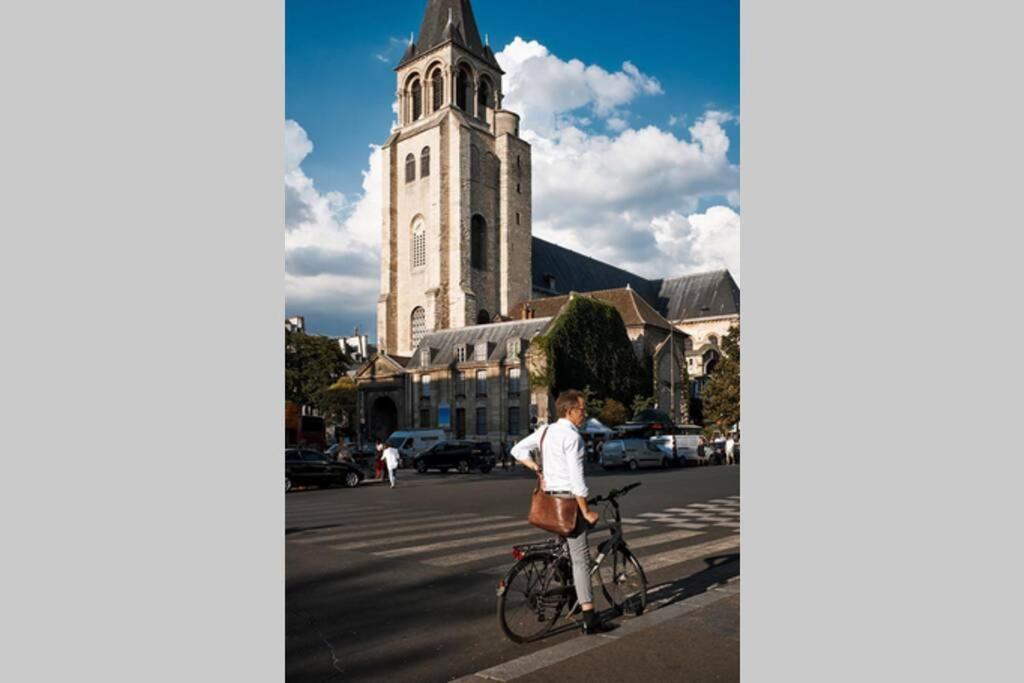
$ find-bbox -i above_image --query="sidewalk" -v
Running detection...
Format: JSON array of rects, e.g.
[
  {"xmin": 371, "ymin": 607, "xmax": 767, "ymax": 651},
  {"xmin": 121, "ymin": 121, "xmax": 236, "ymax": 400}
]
[{"xmin": 455, "ymin": 579, "xmax": 739, "ymax": 682}]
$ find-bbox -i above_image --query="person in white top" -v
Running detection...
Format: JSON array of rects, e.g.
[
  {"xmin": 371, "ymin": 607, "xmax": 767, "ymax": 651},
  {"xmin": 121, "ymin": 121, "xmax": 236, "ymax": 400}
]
[
  {"xmin": 511, "ymin": 389, "xmax": 613, "ymax": 635},
  {"xmin": 381, "ymin": 444, "xmax": 401, "ymax": 488},
  {"xmin": 725, "ymin": 434, "xmax": 736, "ymax": 465}
]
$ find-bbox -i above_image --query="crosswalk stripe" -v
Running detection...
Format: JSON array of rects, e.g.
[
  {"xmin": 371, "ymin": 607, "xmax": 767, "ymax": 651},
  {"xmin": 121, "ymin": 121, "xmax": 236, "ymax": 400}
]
[
  {"xmin": 330, "ymin": 518, "xmax": 526, "ymax": 551},
  {"xmin": 289, "ymin": 515, "xmax": 508, "ymax": 545},
  {"xmin": 666, "ymin": 522, "xmax": 708, "ymax": 530},
  {"xmin": 624, "ymin": 529, "xmax": 705, "ymax": 550},
  {"xmin": 286, "ymin": 500, "xmax": 382, "ymax": 511},
  {"xmin": 371, "ymin": 528, "xmax": 548, "ymax": 559},
  {"xmin": 311, "ymin": 512, "xmax": 478, "ymax": 534},
  {"xmin": 423, "ymin": 525, "xmax": 648, "ymax": 568},
  {"xmin": 287, "ymin": 508, "xmax": 409, "ymax": 521},
  {"xmin": 636, "ymin": 536, "xmax": 740, "ymax": 573}
]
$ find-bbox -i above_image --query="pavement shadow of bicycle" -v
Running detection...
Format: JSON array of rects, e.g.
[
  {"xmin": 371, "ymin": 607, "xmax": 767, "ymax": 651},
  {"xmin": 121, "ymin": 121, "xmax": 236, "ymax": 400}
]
[{"xmin": 644, "ymin": 552, "xmax": 740, "ymax": 610}]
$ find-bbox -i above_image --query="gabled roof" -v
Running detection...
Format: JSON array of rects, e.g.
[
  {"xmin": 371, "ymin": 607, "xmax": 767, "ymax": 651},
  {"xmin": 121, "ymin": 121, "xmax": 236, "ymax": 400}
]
[
  {"xmin": 531, "ymin": 237, "xmax": 660, "ymax": 303},
  {"xmin": 656, "ymin": 270, "xmax": 740, "ymax": 321},
  {"xmin": 510, "ymin": 287, "xmax": 682, "ymax": 333},
  {"xmin": 399, "ymin": 0, "xmax": 503, "ymax": 71},
  {"xmin": 408, "ymin": 318, "xmax": 552, "ymax": 369}
]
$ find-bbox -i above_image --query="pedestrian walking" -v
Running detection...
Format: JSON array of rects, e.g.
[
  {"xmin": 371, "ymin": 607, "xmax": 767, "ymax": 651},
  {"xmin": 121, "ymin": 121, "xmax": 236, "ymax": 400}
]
[
  {"xmin": 725, "ymin": 433, "xmax": 736, "ymax": 465},
  {"xmin": 511, "ymin": 389, "xmax": 614, "ymax": 636},
  {"xmin": 374, "ymin": 440, "xmax": 384, "ymax": 481},
  {"xmin": 381, "ymin": 443, "xmax": 400, "ymax": 488},
  {"xmin": 500, "ymin": 440, "xmax": 509, "ymax": 471}
]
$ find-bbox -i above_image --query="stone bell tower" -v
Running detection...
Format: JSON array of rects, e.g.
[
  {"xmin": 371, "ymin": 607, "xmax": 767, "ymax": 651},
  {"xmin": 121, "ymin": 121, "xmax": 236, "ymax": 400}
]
[{"xmin": 377, "ymin": 0, "xmax": 533, "ymax": 357}]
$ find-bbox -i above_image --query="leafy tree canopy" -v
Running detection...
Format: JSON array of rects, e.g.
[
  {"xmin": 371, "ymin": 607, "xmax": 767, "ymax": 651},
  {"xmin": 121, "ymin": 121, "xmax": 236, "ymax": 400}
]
[
  {"xmin": 701, "ymin": 324, "xmax": 740, "ymax": 433},
  {"xmin": 285, "ymin": 331, "xmax": 351, "ymax": 418}
]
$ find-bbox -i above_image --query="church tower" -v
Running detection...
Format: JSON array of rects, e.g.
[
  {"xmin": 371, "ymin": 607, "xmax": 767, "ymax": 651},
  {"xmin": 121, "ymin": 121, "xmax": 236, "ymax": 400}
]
[{"xmin": 377, "ymin": 0, "xmax": 533, "ymax": 357}]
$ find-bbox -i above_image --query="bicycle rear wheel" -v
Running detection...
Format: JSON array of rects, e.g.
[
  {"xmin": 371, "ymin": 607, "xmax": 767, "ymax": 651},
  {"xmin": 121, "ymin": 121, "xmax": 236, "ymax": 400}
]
[
  {"xmin": 598, "ymin": 546, "xmax": 647, "ymax": 617},
  {"xmin": 497, "ymin": 553, "xmax": 570, "ymax": 643}
]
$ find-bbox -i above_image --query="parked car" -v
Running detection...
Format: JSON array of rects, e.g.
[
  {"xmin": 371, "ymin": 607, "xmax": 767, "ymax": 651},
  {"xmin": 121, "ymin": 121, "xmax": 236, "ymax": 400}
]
[
  {"xmin": 286, "ymin": 448, "xmax": 365, "ymax": 492},
  {"xmin": 600, "ymin": 438, "xmax": 670, "ymax": 471},
  {"xmin": 413, "ymin": 440, "xmax": 496, "ymax": 474},
  {"xmin": 386, "ymin": 429, "xmax": 447, "ymax": 468},
  {"xmin": 650, "ymin": 429, "xmax": 703, "ymax": 466}
]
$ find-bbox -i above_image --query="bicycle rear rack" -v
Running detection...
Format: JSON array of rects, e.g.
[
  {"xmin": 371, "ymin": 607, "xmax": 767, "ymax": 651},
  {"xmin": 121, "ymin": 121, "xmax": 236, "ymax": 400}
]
[{"xmin": 512, "ymin": 538, "xmax": 562, "ymax": 555}]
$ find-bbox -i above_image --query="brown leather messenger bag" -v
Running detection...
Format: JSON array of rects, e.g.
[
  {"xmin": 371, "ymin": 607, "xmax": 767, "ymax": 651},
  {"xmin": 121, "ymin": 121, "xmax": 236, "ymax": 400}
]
[{"xmin": 527, "ymin": 426, "xmax": 579, "ymax": 535}]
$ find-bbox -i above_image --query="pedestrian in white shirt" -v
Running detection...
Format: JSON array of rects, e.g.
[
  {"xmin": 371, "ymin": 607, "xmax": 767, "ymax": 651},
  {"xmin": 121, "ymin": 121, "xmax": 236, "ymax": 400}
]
[
  {"xmin": 511, "ymin": 389, "xmax": 614, "ymax": 636},
  {"xmin": 381, "ymin": 445, "xmax": 400, "ymax": 488},
  {"xmin": 725, "ymin": 435, "xmax": 735, "ymax": 465}
]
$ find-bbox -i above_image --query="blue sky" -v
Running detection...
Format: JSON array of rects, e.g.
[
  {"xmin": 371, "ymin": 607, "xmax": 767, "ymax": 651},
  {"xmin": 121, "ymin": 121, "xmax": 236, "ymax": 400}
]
[{"xmin": 286, "ymin": 0, "xmax": 740, "ymax": 338}]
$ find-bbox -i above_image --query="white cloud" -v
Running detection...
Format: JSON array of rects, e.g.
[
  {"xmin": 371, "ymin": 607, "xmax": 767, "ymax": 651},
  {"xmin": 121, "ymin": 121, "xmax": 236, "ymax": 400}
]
[
  {"xmin": 495, "ymin": 37, "xmax": 663, "ymax": 135},
  {"xmin": 285, "ymin": 120, "xmax": 382, "ymax": 335},
  {"xmin": 651, "ymin": 206, "xmax": 741, "ymax": 284},
  {"xmin": 494, "ymin": 37, "xmax": 740, "ymax": 283}
]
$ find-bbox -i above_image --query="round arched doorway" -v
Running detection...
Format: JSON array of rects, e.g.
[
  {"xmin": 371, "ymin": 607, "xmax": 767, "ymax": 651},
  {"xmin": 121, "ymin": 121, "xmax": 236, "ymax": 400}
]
[{"xmin": 370, "ymin": 396, "xmax": 398, "ymax": 443}]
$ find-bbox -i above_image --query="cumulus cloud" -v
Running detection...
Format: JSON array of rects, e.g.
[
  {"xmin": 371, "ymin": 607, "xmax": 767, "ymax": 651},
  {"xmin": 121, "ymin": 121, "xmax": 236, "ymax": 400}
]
[
  {"xmin": 285, "ymin": 119, "xmax": 382, "ymax": 335},
  {"xmin": 496, "ymin": 38, "xmax": 663, "ymax": 135},
  {"xmin": 495, "ymin": 37, "xmax": 740, "ymax": 284}
]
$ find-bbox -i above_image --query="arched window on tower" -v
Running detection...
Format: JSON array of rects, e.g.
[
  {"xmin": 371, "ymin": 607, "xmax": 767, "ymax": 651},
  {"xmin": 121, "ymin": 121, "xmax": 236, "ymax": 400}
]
[
  {"xmin": 421, "ymin": 146, "xmax": 430, "ymax": 177},
  {"xmin": 476, "ymin": 310, "xmax": 490, "ymax": 325},
  {"xmin": 405, "ymin": 154, "xmax": 416, "ymax": 183},
  {"xmin": 431, "ymin": 68, "xmax": 444, "ymax": 111},
  {"xmin": 411, "ymin": 307, "xmax": 426, "ymax": 349},
  {"xmin": 411, "ymin": 219, "xmax": 426, "ymax": 269},
  {"xmin": 411, "ymin": 79, "xmax": 422, "ymax": 121},
  {"xmin": 456, "ymin": 68, "xmax": 470, "ymax": 111},
  {"xmin": 471, "ymin": 215, "xmax": 486, "ymax": 270},
  {"xmin": 477, "ymin": 78, "xmax": 492, "ymax": 114}
]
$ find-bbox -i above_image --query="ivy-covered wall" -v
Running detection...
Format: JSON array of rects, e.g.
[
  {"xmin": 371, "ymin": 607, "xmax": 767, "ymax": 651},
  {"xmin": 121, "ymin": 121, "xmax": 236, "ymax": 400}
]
[{"xmin": 528, "ymin": 296, "xmax": 650, "ymax": 406}]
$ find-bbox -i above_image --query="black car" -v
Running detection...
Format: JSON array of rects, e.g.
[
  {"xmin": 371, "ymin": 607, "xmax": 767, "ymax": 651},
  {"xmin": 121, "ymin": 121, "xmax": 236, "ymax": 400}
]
[
  {"xmin": 413, "ymin": 440, "xmax": 496, "ymax": 474},
  {"xmin": 286, "ymin": 449, "xmax": 365, "ymax": 491}
]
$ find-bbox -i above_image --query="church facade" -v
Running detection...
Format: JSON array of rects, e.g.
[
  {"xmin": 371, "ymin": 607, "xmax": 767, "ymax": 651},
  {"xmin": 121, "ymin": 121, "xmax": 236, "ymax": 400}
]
[{"xmin": 356, "ymin": 0, "xmax": 739, "ymax": 445}]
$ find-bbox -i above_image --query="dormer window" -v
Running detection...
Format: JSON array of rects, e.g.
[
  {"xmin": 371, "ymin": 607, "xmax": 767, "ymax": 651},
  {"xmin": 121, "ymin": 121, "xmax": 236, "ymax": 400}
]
[
  {"xmin": 456, "ymin": 345, "xmax": 467, "ymax": 363},
  {"xmin": 474, "ymin": 342, "xmax": 488, "ymax": 362},
  {"xmin": 506, "ymin": 338, "xmax": 522, "ymax": 358},
  {"xmin": 544, "ymin": 274, "xmax": 556, "ymax": 291},
  {"xmin": 420, "ymin": 347, "xmax": 431, "ymax": 366}
]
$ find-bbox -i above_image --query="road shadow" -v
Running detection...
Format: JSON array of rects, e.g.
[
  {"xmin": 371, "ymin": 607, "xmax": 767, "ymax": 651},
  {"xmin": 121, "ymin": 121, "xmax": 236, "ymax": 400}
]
[{"xmin": 645, "ymin": 552, "xmax": 740, "ymax": 609}]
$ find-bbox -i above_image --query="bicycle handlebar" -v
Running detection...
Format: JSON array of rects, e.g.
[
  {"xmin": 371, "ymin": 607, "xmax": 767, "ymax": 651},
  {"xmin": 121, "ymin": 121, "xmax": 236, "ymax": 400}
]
[{"xmin": 587, "ymin": 481, "xmax": 642, "ymax": 505}]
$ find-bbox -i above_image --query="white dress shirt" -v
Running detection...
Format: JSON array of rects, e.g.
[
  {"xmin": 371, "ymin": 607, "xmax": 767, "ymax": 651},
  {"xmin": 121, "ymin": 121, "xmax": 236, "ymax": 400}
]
[
  {"xmin": 382, "ymin": 447, "xmax": 400, "ymax": 470},
  {"xmin": 511, "ymin": 418, "xmax": 588, "ymax": 498}
]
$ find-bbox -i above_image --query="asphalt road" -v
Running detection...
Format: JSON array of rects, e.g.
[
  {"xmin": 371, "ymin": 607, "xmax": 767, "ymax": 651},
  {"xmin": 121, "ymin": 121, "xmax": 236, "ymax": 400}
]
[{"xmin": 286, "ymin": 463, "xmax": 740, "ymax": 682}]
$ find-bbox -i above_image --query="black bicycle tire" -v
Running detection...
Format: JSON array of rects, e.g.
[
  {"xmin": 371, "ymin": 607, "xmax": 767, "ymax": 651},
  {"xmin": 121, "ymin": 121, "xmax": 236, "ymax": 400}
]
[
  {"xmin": 599, "ymin": 546, "xmax": 648, "ymax": 617},
  {"xmin": 497, "ymin": 553, "xmax": 569, "ymax": 643}
]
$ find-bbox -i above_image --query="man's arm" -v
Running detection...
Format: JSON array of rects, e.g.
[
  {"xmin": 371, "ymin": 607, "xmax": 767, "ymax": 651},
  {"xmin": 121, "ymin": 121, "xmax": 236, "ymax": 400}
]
[
  {"xmin": 566, "ymin": 434, "xmax": 594, "ymax": 519},
  {"xmin": 510, "ymin": 429, "xmax": 542, "ymax": 474}
]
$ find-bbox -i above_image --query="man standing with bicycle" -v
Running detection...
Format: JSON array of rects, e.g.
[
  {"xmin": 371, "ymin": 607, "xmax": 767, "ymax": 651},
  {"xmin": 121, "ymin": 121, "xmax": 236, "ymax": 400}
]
[{"xmin": 511, "ymin": 389, "xmax": 614, "ymax": 635}]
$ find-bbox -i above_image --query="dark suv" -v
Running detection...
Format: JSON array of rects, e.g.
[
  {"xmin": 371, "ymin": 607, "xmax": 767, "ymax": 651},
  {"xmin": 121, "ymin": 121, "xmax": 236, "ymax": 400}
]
[
  {"xmin": 286, "ymin": 449, "xmax": 365, "ymax": 492},
  {"xmin": 413, "ymin": 440, "xmax": 496, "ymax": 474}
]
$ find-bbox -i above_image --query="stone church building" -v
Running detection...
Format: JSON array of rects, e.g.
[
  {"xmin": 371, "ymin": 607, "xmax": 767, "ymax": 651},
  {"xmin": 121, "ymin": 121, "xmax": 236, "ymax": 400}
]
[{"xmin": 355, "ymin": 0, "xmax": 740, "ymax": 444}]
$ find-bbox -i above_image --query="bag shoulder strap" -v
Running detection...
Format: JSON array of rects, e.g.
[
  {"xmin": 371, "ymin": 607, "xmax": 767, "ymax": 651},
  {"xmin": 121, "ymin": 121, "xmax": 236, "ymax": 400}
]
[{"xmin": 538, "ymin": 426, "xmax": 549, "ymax": 463}]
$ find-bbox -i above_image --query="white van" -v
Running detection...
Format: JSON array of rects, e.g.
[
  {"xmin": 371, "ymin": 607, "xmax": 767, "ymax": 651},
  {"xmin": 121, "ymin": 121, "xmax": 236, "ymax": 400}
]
[
  {"xmin": 386, "ymin": 430, "xmax": 447, "ymax": 468},
  {"xmin": 600, "ymin": 438, "xmax": 669, "ymax": 470},
  {"xmin": 650, "ymin": 425, "xmax": 704, "ymax": 466}
]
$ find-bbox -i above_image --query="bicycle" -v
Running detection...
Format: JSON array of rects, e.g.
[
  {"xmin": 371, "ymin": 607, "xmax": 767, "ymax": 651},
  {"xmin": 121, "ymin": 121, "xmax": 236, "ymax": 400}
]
[{"xmin": 496, "ymin": 482, "xmax": 648, "ymax": 643}]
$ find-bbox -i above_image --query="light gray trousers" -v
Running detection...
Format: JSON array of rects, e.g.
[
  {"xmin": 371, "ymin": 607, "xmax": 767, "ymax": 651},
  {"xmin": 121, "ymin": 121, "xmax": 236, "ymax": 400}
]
[{"xmin": 555, "ymin": 495, "xmax": 593, "ymax": 605}]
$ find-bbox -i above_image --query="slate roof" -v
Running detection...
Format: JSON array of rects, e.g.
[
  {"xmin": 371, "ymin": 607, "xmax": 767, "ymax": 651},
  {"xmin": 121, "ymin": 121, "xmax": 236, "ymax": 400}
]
[
  {"xmin": 656, "ymin": 270, "xmax": 741, "ymax": 321},
  {"xmin": 531, "ymin": 237, "xmax": 660, "ymax": 303},
  {"xmin": 408, "ymin": 318, "xmax": 552, "ymax": 369},
  {"xmin": 529, "ymin": 238, "xmax": 740, "ymax": 323},
  {"xmin": 509, "ymin": 288, "xmax": 676, "ymax": 332},
  {"xmin": 399, "ymin": 0, "xmax": 503, "ymax": 71}
]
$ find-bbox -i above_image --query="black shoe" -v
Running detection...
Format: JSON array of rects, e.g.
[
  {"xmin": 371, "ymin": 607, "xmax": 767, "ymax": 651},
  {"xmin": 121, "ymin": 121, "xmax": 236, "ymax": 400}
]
[{"xmin": 581, "ymin": 612, "xmax": 616, "ymax": 635}]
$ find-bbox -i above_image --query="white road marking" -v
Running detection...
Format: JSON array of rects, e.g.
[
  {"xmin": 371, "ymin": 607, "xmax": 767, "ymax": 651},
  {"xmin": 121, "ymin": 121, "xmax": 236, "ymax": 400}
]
[
  {"xmin": 331, "ymin": 518, "xmax": 528, "ymax": 551},
  {"xmin": 290, "ymin": 515, "xmax": 509, "ymax": 545},
  {"xmin": 637, "ymin": 536, "xmax": 740, "ymax": 573},
  {"xmin": 423, "ymin": 525, "xmax": 648, "ymax": 568},
  {"xmin": 624, "ymin": 529, "xmax": 705, "ymax": 550},
  {"xmin": 665, "ymin": 522, "xmax": 708, "ymax": 530},
  {"xmin": 372, "ymin": 528, "xmax": 552, "ymax": 559}
]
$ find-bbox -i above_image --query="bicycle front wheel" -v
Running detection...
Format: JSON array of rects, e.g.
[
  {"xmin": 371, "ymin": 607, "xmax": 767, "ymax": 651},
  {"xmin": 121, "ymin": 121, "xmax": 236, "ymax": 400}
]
[
  {"xmin": 497, "ymin": 553, "xmax": 570, "ymax": 643},
  {"xmin": 599, "ymin": 546, "xmax": 647, "ymax": 617}
]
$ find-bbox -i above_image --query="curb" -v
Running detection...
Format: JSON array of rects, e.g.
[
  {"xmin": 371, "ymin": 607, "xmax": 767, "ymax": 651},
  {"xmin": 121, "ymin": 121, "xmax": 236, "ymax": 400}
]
[{"xmin": 452, "ymin": 578, "xmax": 740, "ymax": 682}]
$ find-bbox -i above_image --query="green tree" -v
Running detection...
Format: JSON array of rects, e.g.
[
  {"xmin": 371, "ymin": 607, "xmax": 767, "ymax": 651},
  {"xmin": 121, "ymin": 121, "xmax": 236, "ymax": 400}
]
[
  {"xmin": 322, "ymin": 376, "xmax": 359, "ymax": 433},
  {"xmin": 528, "ymin": 296, "xmax": 649, "ymax": 407},
  {"xmin": 631, "ymin": 394, "xmax": 656, "ymax": 418},
  {"xmin": 285, "ymin": 331, "xmax": 351, "ymax": 414},
  {"xmin": 701, "ymin": 324, "xmax": 740, "ymax": 433}
]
